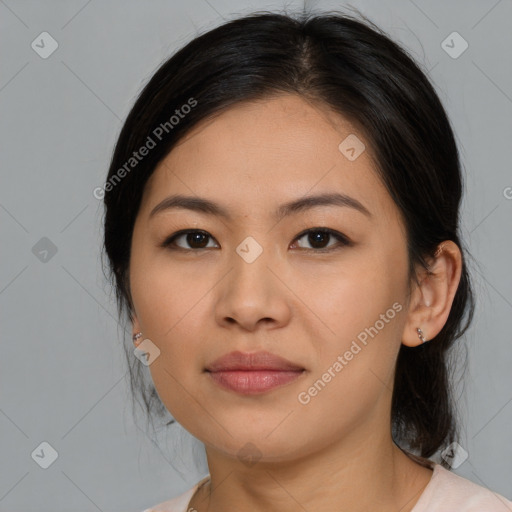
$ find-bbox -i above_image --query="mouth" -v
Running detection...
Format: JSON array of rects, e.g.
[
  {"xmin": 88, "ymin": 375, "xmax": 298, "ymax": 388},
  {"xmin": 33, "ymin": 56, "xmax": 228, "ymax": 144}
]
[
  {"xmin": 205, "ymin": 351, "xmax": 306, "ymax": 395},
  {"xmin": 206, "ymin": 369, "xmax": 305, "ymax": 395}
]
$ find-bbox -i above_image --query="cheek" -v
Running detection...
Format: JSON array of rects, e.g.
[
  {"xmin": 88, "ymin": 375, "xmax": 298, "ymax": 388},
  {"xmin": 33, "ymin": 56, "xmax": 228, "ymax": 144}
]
[
  {"xmin": 129, "ymin": 248, "xmax": 214, "ymax": 412},
  {"xmin": 292, "ymin": 276, "xmax": 404, "ymax": 438},
  {"xmin": 130, "ymin": 246, "xmax": 211, "ymax": 339},
  {"xmin": 291, "ymin": 248, "xmax": 403, "ymax": 336},
  {"xmin": 291, "ymin": 249, "xmax": 406, "ymax": 389}
]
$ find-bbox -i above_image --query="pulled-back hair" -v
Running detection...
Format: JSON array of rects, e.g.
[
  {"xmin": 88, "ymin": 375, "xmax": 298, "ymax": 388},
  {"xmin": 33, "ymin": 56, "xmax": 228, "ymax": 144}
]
[{"xmin": 102, "ymin": 8, "xmax": 475, "ymax": 469}]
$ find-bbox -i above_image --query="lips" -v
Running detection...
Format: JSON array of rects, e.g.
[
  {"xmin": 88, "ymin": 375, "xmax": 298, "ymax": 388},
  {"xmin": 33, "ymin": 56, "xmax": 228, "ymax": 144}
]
[
  {"xmin": 205, "ymin": 350, "xmax": 304, "ymax": 372},
  {"xmin": 205, "ymin": 351, "xmax": 305, "ymax": 395}
]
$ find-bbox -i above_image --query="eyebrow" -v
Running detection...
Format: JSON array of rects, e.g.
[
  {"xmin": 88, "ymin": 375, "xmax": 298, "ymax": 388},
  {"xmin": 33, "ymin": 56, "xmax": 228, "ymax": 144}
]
[{"xmin": 149, "ymin": 192, "xmax": 372, "ymax": 220}]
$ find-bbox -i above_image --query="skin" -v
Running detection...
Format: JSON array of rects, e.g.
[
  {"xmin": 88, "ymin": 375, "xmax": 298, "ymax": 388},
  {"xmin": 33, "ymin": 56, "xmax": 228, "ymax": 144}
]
[{"xmin": 129, "ymin": 93, "xmax": 462, "ymax": 512}]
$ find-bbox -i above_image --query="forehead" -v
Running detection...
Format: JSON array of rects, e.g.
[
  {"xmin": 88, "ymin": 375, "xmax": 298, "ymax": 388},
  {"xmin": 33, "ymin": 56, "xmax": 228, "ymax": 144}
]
[{"xmin": 141, "ymin": 94, "xmax": 399, "ymax": 226}]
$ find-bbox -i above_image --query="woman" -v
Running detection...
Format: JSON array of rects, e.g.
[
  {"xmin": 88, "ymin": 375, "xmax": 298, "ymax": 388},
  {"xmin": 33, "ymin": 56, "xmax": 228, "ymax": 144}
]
[{"xmin": 102, "ymin": 9, "xmax": 512, "ymax": 512}]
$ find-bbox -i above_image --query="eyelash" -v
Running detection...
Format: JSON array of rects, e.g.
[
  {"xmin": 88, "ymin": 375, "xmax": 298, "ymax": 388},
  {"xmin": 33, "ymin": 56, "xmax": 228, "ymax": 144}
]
[{"xmin": 160, "ymin": 228, "xmax": 352, "ymax": 253}]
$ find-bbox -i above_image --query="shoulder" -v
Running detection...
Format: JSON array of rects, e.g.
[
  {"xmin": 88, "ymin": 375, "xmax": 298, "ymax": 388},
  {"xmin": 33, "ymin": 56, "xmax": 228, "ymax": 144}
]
[
  {"xmin": 142, "ymin": 475, "xmax": 210, "ymax": 512},
  {"xmin": 413, "ymin": 463, "xmax": 512, "ymax": 511}
]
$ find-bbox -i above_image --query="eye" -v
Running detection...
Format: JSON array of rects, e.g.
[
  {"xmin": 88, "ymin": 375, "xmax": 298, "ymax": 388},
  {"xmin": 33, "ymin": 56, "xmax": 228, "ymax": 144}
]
[
  {"xmin": 291, "ymin": 228, "xmax": 351, "ymax": 251},
  {"xmin": 161, "ymin": 227, "xmax": 351, "ymax": 252},
  {"xmin": 161, "ymin": 230, "xmax": 219, "ymax": 250}
]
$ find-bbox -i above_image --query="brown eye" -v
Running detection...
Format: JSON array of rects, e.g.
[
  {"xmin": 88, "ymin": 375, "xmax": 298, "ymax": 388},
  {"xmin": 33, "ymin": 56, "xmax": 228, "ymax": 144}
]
[
  {"xmin": 292, "ymin": 228, "xmax": 351, "ymax": 251},
  {"xmin": 307, "ymin": 231, "xmax": 330, "ymax": 249},
  {"xmin": 185, "ymin": 232, "xmax": 210, "ymax": 248},
  {"xmin": 162, "ymin": 230, "xmax": 218, "ymax": 250}
]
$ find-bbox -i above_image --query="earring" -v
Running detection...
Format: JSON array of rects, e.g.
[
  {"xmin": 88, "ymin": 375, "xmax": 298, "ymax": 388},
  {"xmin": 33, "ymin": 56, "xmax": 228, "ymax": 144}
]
[
  {"xmin": 133, "ymin": 332, "xmax": 143, "ymax": 344},
  {"xmin": 434, "ymin": 243, "xmax": 445, "ymax": 257},
  {"xmin": 416, "ymin": 327, "xmax": 428, "ymax": 343}
]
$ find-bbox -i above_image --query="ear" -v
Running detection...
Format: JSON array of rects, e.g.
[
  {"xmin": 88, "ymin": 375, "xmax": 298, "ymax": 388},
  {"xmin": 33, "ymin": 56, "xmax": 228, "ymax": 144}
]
[{"xmin": 402, "ymin": 241, "xmax": 462, "ymax": 347}]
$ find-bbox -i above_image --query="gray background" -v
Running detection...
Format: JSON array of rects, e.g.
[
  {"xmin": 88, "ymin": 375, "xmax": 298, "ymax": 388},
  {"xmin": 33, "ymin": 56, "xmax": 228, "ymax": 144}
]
[{"xmin": 1, "ymin": 0, "xmax": 511, "ymax": 510}]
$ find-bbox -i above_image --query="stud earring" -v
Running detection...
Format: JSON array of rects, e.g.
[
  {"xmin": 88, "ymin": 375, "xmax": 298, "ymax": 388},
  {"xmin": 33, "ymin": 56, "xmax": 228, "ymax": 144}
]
[
  {"xmin": 416, "ymin": 327, "xmax": 428, "ymax": 343},
  {"xmin": 133, "ymin": 332, "xmax": 143, "ymax": 344}
]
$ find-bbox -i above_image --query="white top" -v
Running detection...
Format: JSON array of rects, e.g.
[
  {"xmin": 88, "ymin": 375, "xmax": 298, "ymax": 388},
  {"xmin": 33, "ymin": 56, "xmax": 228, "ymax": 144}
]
[{"xmin": 142, "ymin": 463, "xmax": 512, "ymax": 512}]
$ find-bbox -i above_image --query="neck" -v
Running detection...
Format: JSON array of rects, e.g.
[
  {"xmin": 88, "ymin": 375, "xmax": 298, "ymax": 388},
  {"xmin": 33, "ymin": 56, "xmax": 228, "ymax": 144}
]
[{"xmin": 190, "ymin": 422, "xmax": 433, "ymax": 512}]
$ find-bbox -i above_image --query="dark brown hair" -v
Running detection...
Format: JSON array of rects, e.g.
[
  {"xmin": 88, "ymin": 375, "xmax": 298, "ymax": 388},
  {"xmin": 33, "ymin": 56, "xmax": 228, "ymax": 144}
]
[{"xmin": 101, "ymin": 8, "xmax": 475, "ymax": 469}]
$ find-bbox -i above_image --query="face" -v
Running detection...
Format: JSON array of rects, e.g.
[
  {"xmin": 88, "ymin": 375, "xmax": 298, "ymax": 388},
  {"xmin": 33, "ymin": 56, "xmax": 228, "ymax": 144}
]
[{"xmin": 129, "ymin": 94, "xmax": 414, "ymax": 465}]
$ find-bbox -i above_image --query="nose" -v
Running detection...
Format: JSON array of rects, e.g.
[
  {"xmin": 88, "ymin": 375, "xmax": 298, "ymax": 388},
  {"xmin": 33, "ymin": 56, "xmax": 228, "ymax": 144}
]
[{"xmin": 214, "ymin": 247, "xmax": 292, "ymax": 332}]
